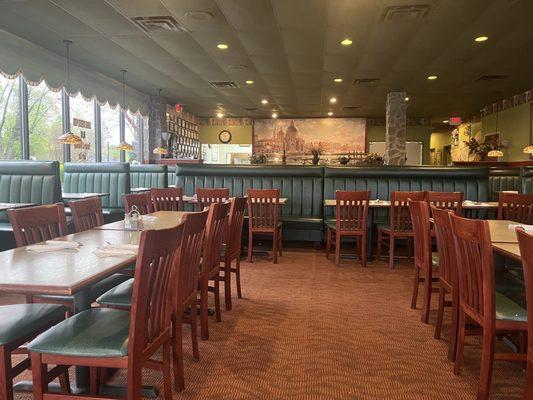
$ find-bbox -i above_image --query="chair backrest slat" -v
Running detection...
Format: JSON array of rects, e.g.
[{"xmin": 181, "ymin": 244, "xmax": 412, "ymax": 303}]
[
  {"xmin": 431, "ymin": 206, "xmax": 457, "ymax": 289},
  {"xmin": 226, "ymin": 197, "xmax": 246, "ymax": 258},
  {"xmin": 8, "ymin": 203, "xmax": 68, "ymax": 247},
  {"xmin": 409, "ymin": 200, "xmax": 431, "ymax": 270},
  {"xmin": 497, "ymin": 192, "xmax": 533, "ymax": 224},
  {"xmin": 124, "ymin": 193, "xmax": 153, "ymax": 215},
  {"xmin": 69, "ymin": 197, "xmax": 105, "ymax": 233},
  {"xmin": 202, "ymin": 203, "xmax": 230, "ymax": 279},
  {"xmin": 151, "ymin": 188, "xmax": 184, "ymax": 211},
  {"xmin": 390, "ymin": 191, "xmax": 426, "ymax": 233},
  {"xmin": 247, "ymin": 189, "xmax": 280, "ymax": 230},
  {"xmin": 335, "ymin": 190, "xmax": 370, "ymax": 232},
  {"xmin": 427, "ymin": 191, "xmax": 463, "ymax": 216},
  {"xmin": 196, "ymin": 188, "xmax": 230, "ymax": 211}
]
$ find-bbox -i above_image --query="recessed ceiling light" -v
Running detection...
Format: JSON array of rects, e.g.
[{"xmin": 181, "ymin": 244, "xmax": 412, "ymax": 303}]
[
  {"xmin": 245, "ymin": 80, "xmax": 254, "ymax": 85},
  {"xmin": 261, "ymin": 99, "xmax": 268, "ymax": 105},
  {"xmin": 474, "ymin": 35, "xmax": 488, "ymax": 43},
  {"xmin": 333, "ymin": 78, "xmax": 343, "ymax": 83},
  {"xmin": 427, "ymin": 75, "xmax": 438, "ymax": 80},
  {"xmin": 405, "ymin": 96, "xmax": 409, "ymax": 101},
  {"xmin": 272, "ymin": 112, "xmax": 278, "ymax": 118},
  {"xmin": 340, "ymin": 38, "xmax": 352, "ymax": 46},
  {"xmin": 329, "ymin": 97, "xmax": 337, "ymax": 104},
  {"xmin": 442, "ymin": 120, "xmax": 449, "ymax": 124},
  {"xmin": 327, "ymin": 112, "xmax": 333, "ymax": 116},
  {"xmin": 216, "ymin": 112, "xmax": 224, "ymax": 118},
  {"xmin": 217, "ymin": 43, "xmax": 229, "ymax": 50}
]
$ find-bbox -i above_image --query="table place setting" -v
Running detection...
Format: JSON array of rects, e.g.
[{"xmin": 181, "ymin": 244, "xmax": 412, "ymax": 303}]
[
  {"xmin": 507, "ymin": 223, "xmax": 533, "ymax": 232},
  {"xmin": 93, "ymin": 243, "xmax": 139, "ymax": 258},
  {"xmin": 25, "ymin": 240, "xmax": 82, "ymax": 253}
]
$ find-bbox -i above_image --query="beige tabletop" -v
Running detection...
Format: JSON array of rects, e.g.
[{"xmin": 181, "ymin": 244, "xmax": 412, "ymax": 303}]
[
  {"xmin": 0, "ymin": 202, "xmax": 36, "ymax": 212},
  {"xmin": 0, "ymin": 229, "xmax": 140, "ymax": 296},
  {"xmin": 62, "ymin": 192, "xmax": 110, "ymax": 200},
  {"xmin": 186, "ymin": 196, "xmax": 287, "ymax": 205},
  {"xmin": 130, "ymin": 187, "xmax": 151, "ymax": 193},
  {"xmin": 96, "ymin": 210, "xmax": 189, "ymax": 231},
  {"xmin": 324, "ymin": 199, "xmax": 498, "ymax": 209},
  {"xmin": 486, "ymin": 220, "xmax": 526, "ymax": 243},
  {"xmin": 323, "ymin": 199, "xmax": 392, "ymax": 208},
  {"xmin": 492, "ymin": 242, "xmax": 521, "ymax": 261}
]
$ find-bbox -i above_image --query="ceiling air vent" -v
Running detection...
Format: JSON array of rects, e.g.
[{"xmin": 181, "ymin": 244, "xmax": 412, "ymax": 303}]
[
  {"xmin": 353, "ymin": 78, "xmax": 380, "ymax": 85},
  {"xmin": 130, "ymin": 16, "xmax": 187, "ymax": 33},
  {"xmin": 380, "ymin": 5, "xmax": 431, "ymax": 22},
  {"xmin": 343, "ymin": 106, "xmax": 360, "ymax": 111},
  {"xmin": 477, "ymin": 75, "xmax": 509, "ymax": 82},
  {"xmin": 209, "ymin": 81, "xmax": 238, "ymax": 89},
  {"xmin": 243, "ymin": 107, "xmax": 258, "ymax": 111}
]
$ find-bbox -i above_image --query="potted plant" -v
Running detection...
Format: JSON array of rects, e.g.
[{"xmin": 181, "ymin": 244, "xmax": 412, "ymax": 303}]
[
  {"xmin": 310, "ymin": 144, "xmax": 323, "ymax": 165},
  {"xmin": 357, "ymin": 153, "xmax": 385, "ymax": 166}
]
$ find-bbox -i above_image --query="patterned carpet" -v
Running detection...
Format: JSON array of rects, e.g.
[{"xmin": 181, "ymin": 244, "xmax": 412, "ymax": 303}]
[{"xmin": 5, "ymin": 246, "xmax": 525, "ymax": 399}]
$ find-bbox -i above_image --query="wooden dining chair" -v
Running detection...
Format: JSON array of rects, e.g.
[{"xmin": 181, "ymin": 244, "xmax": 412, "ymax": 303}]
[
  {"xmin": 29, "ymin": 223, "xmax": 184, "ymax": 400},
  {"xmin": 124, "ymin": 192, "xmax": 153, "ymax": 215},
  {"xmin": 196, "ymin": 188, "xmax": 230, "ymax": 211},
  {"xmin": 151, "ymin": 187, "xmax": 184, "ymax": 211},
  {"xmin": 219, "ymin": 197, "xmax": 246, "ymax": 311},
  {"xmin": 172, "ymin": 210, "xmax": 208, "ymax": 391},
  {"xmin": 431, "ymin": 206, "xmax": 460, "ymax": 361},
  {"xmin": 326, "ymin": 190, "xmax": 370, "ymax": 267},
  {"xmin": 0, "ymin": 303, "xmax": 69, "ymax": 400},
  {"xmin": 69, "ymin": 197, "xmax": 105, "ymax": 232},
  {"xmin": 377, "ymin": 191, "xmax": 426, "ymax": 269},
  {"xmin": 497, "ymin": 192, "xmax": 533, "ymax": 224},
  {"xmin": 427, "ymin": 191, "xmax": 463, "ymax": 216},
  {"xmin": 247, "ymin": 189, "xmax": 282, "ymax": 264},
  {"xmin": 409, "ymin": 200, "xmax": 439, "ymax": 324},
  {"xmin": 450, "ymin": 214, "xmax": 527, "ymax": 400},
  {"xmin": 199, "ymin": 202, "xmax": 230, "ymax": 340},
  {"xmin": 517, "ymin": 227, "xmax": 533, "ymax": 400}
]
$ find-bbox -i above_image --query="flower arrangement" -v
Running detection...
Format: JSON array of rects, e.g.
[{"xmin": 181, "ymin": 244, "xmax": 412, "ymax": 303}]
[
  {"xmin": 463, "ymin": 137, "xmax": 502, "ymax": 157},
  {"xmin": 250, "ymin": 153, "xmax": 267, "ymax": 164},
  {"xmin": 357, "ymin": 153, "xmax": 385, "ymax": 166}
]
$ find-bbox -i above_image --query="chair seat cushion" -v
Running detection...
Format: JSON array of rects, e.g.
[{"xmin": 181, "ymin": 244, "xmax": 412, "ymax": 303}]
[
  {"xmin": 28, "ymin": 308, "xmax": 130, "ymax": 357},
  {"xmin": 96, "ymin": 279, "xmax": 133, "ymax": 309},
  {"xmin": 0, "ymin": 221, "xmax": 13, "ymax": 232},
  {"xmin": 0, "ymin": 303, "xmax": 67, "ymax": 345},
  {"xmin": 280, "ymin": 217, "xmax": 322, "ymax": 231},
  {"xmin": 495, "ymin": 292, "xmax": 527, "ymax": 322}
]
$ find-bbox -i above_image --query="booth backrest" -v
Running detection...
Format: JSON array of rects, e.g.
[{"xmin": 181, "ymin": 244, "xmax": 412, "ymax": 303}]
[
  {"xmin": 489, "ymin": 168, "xmax": 521, "ymax": 200},
  {"xmin": 130, "ymin": 164, "xmax": 167, "ymax": 189},
  {"xmin": 176, "ymin": 164, "xmax": 324, "ymax": 219},
  {"xmin": 521, "ymin": 167, "xmax": 533, "ymax": 194},
  {"xmin": 63, "ymin": 163, "xmax": 130, "ymax": 210},
  {"xmin": 167, "ymin": 165, "xmax": 177, "ymax": 187},
  {"xmin": 0, "ymin": 161, "xmax": 62, "ymax": 221}
]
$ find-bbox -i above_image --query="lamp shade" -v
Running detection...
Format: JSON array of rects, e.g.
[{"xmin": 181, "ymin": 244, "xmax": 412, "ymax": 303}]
[
  {"xmin": 116, "ymin": 141, "xmax": 133, "ymax": 151},
  {"xmin": 153, "ymin": 146, "xmax": 168, "ymax": 155},
  {"xmin": 58, "ymin": 131, "xmax": 82, "ymax": 145},
  {"xmin": 487, "ymin": 149, "xmax": 504, "ymax": 157},
  {"xmin": 523, "ymin": 145, "xmax": 533, "ymax": 154}
]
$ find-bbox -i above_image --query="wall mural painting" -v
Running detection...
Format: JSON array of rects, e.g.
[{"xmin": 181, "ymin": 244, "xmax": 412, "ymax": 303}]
[{"xmin": 253, "ymin": 118, "xmax": 366, "ymax": 161}]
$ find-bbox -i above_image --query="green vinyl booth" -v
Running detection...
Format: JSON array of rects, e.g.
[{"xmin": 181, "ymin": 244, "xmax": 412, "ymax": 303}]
[
  {"xmin": 62, "ymin": 162, "xmax": 130, "ymax": 222},
  {"xmin": 175, "ymin": 164, "xmax": 324, "ymax": 242},
  {"xmin": 521, "ymin": 167, "xmax": 533, "ymax": 194},
  {"xmin": 0, "ymin": 161, "xmax": 63, "ymax": 250},
  {"xmin": 489, "ymin": 167, "xmax": 521, "ymax": 200},
  {"xmin": 130, "ymin": 164, "xmax": 168, "ymax": 189},
  {"xmin": 167, "ymin": 165, "xmax": 177, "ymax": 187}
]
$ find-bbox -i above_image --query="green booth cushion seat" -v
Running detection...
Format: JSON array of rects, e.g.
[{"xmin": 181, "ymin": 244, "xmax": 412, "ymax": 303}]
[
  {"xmin": 28, "ymin": 308, "xmax": 130, "ymax": 358},
  {"xmin": 96, "ymin": 278, "xmax": 134, "ymax": 309},
  {"xmin": 494, "ymin": 292, "xmax": 527, "ymax": 322},
  {"xmin": 0, "ymin": 303, "xmax": 67, "ymax": 346}
]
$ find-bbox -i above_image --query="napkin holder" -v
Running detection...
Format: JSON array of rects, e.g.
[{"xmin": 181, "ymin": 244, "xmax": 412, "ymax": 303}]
[{"xmin": 124, "ymin": 205, "xmax": 143, "ymax": 231}]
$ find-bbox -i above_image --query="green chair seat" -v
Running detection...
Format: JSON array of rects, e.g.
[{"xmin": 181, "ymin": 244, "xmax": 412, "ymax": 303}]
[
  {"xmin": 495, "ymin": 292, "xmax": 527, "ymax": 322},
  {"xmin": 96, "ymin": 278, "xmax": 133, "ymax": 309},
  {"xmin": 28, "ymin": 308, "xmax": 130, "ymax": 357},
  {"xmin": 0, "ymin": 303, "xmax": 66, "ymax": 345}
]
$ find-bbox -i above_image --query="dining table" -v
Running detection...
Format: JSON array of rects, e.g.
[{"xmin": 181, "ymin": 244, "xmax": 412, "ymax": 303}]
[
  {"xmin": 96, "ymin": 211, "xmax": 189, "ymax": 231},
  {"xmin": 0, "ymin": 202, "xmax": 36, "ymax": 212},
  {"xmin": 61, "ymin": 192, "xmax": 110, "ymax": 201}
]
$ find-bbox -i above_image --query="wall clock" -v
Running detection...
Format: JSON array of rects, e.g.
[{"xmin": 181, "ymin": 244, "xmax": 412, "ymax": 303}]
[{"xmin": 219, "ymin": 130, "xmax": 232, "ymax": 143}]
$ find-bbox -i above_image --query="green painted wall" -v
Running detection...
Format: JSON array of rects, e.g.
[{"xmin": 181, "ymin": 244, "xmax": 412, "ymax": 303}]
[
  {"xmin": 199, "ymin": 124, "xmax": 253, "ymax": 145},
  {"xmin": 481, "ymin": 102, "xmax": 532, "ymax": 161},
  {"xmin": 366, "ymin": 125, "xmax": 433, "ymax": 165}
]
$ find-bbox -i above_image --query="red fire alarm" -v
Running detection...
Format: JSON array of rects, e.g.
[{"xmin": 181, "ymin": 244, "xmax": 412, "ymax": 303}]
[
  {"xmin": 449, "ymin": 116, "xmax": 462, "ymax": 126},
  {"xmin": 174, "ymin": 104, "xmax": 183, "ymax": 113}
]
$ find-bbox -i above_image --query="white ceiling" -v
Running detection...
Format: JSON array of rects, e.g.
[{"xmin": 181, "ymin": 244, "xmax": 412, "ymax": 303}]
[{"xmin": 0, "ymin": 0, "xmax": 531, "ymax": 119}]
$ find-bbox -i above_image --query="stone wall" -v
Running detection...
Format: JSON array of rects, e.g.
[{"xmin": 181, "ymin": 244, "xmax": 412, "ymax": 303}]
[{"xmin": 385, "ymin": 92, "xmax": 407, "ymax": 165}]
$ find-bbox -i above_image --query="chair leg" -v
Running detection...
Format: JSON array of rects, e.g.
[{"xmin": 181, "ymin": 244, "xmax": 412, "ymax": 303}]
[
  {"xmin": 448, "ymin": 294, "xmax": 460, "ymax": 362},
  {"xmin": 434, "ymin": 286, "xmax": 446, "ymax": 339},
  {"xmin": 454, "ymin": 311, "xmax": 466, "ymax": 375},
  {"xmin": 31, "ymin": 352, "xmax": 46, "ymax": 400},
  {"xmin": 247, "ymin": 231, "xmax": 253, "ymax": 263},
  {"xmin": 214, "ymin": 279, "xmax": 222, "ymax": 323},
  {"xmin": 235, "ymin": 257, "xmax": 242, "ymax": 299},
  {"xmin": 162, "ymin": 341, "xmax": 172, "ymax": 400},
  {"xmin": 200, "ymin": 284, "xmax": 209, "ymax": 340},
  {"xmin": 189, "ymin": 303, "xmax": 200, "ymax": 361},
  {"xmin": 389, "ymin": 235, "xmax": 395, "ymax": 269},
  {"xmin": 477, "ymin": 329, "xmax": 495, "ymax": 400},
  {"xmin": 326, "ymin": 228, "xmax": 331, "ymax": 259},
  {"xmin": 0, "ymin": 346, "xmax": 14, "ymax": 400},
  {"xmin": 224, "ymin": 259, "xmax": 232, "ymax": 311},
  {"xmin": 89, "ymin": 367, "xmax": 99, "ymax": 395},
  {"xmin": 126, "ymin": 363, "xmax": 142, "ymax": 400},
  {"xmin": 59, "ymin": 369, "xmax": 70, "ymax": 394},
  {"xmin": 406, "ymin": 237, "xmax": 413, "ymax": 261},
  {"xmin": 410, "ymin": 266, "xmax": 420, "ymax": 309},
  {"xmin": 334, "ymin": 233, "xmax": 341, "ymax": 267},
  {"xmin": 273, "ymin": 231, "xmax": 278, "ymax": 264},
  {"xmin": 360, "ymin": 234, "xmax": 367, "ymax": 268},
  {"xmin": 376, "ymin": 230, "xmax": 382, "ymax": 260},
  {"xmin": 278, "ymin": 228, "xmax": 282, "ymax": 256},
  {"xmin": 525, "ymin": 360, "xmax": 533, "ymax": 400},
  {"xmin": 421, "ymin": 268, "xmax": 432, "ymax": 324},
  {"xmin": 172, "ymin": 314, "xmax": 185, "ymax": 391}
]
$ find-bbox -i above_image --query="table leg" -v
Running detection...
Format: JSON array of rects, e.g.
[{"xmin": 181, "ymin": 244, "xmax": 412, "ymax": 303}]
[
  {"xmin": 71, "ymin": 288, "xmax": 92, "ymax": 392},
  {"xmin": 367, "ymin": 208, "xmax": 375, "ymax": 261}
]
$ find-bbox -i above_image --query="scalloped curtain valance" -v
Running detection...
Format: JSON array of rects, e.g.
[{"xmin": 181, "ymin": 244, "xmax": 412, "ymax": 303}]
[{"xmin": 0, "ymin": 29, "xmax": 149, "ymax": 115}]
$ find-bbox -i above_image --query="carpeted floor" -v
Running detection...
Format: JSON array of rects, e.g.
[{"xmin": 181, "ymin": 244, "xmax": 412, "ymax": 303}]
[{"xmin": 5, "ymin": 246, "xmax": 525, "ymax": 399}]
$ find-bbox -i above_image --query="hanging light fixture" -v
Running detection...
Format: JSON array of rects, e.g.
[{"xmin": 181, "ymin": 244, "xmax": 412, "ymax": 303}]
[
  {"xmin": 153, "ymin": 147, "xmax": 168, "ymax": 155},
  {"xmin": 116, "ymin": 69, "xmax": 133, "ymax": 152},
  {"xmin": 523, "ymin": 145, "xmax": 533, "ymax": 154},
  {"xmin": 487, "ymin": 149, "xmax": 504, "ymax": 158},
  {"xmin": 58, "ymin": 40, "xmax": 82, "ymax": 145}
]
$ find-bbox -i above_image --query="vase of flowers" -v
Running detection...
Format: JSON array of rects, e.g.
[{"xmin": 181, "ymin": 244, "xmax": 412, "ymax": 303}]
[
  {"xmin": 357, "ymin": 153, "xmax": 385, "ymax": 166},
  {"xmin": 310, "ymin": 144, "xmax": 323, "ymax": 165}
]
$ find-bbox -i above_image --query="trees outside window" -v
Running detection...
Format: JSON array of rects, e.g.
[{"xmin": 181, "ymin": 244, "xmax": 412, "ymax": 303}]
[
  {"xmin": 125, "ymin": 110, "xmax": 141, "ymax": 163},
  {"xmin": 70, "ymin": 93, "xmax": 95, "ymax": 162},
  {"xmin": 101, "ymin": 102, "xmax": 120, "ymax": 162},
  {"xmin": 0, "ymin": 75, "xmax": 21, "ymax": 160}
]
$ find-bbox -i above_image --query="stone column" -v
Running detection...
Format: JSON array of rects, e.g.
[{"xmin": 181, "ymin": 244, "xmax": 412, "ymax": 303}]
[
  {"xmin": 385, "ymin": 92, "xmax": 407, "ymax": 165},
  {"xmin": 148, "ymin": 95, "xmax": 168, "ymax": 163}
]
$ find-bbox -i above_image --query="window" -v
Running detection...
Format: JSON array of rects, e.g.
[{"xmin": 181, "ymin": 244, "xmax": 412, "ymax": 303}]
[
  {"xmin": 142, "ymin": 115, "xmax": 149, "ymax": 162},
  {"xmin": 70, "ymin": 93, "xmax": 95, "ymax": 162},
  {"xmin": 28, "ymin": 81, "xmax": 63, "ymax": 161},
  {"xmin": 100, "ymin": 102, "xmax": 120, "ymax": 162},
  {"xmin": 125, "ymin": 110, "xmax": 141, "ymax": 162},
  {"xmin": 0, "ymin": 75, "xmax": 21, "ymax": 160}
]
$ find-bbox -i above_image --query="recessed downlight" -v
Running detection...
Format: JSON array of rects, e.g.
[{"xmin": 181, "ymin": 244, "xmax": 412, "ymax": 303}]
[
  {"xmin": 404, "ymin": 96, "xmax": 409, "ymax": 101},
  {"xmin": 261, "ymin": 99, "xmax": 268, "ymax": 105},
  {"xmin": 474, "ymin": 35, "xmax": 488, "ymax": 42},
  {"xmin": 245, "ymin": 80, "xmax": 254, "ymax": 85},
  {"xmin": 327, "ymin": 111, "xmax": 333, "ymax": 116},
  {"xmin": 427, "ymin": 75, "xmax": 438, "ymax": 80},
  {"xmin": 341, "ymin": 38, "xmax": 352, "ymax": 46},
  {"xmin": 333, "ymin": 78, "xmax": 343, "ymax": 83},
  {"xmin": 217, "ymin": 43, "xmax": 229, "ymax": 50},
  {"xmin": 216, "ymin": 112, "xmax": 224, "ymax": 118},
  {"xmin": 272, "ymin": 112, "xmax": 278, "ymax": 118},
  {"xmin": 329, "ymin": 97, "xmax": 337, "ymax": 104},
  {"xmin": 442, "ymin": 120, "xmax": 449, "ymax": 124}
]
